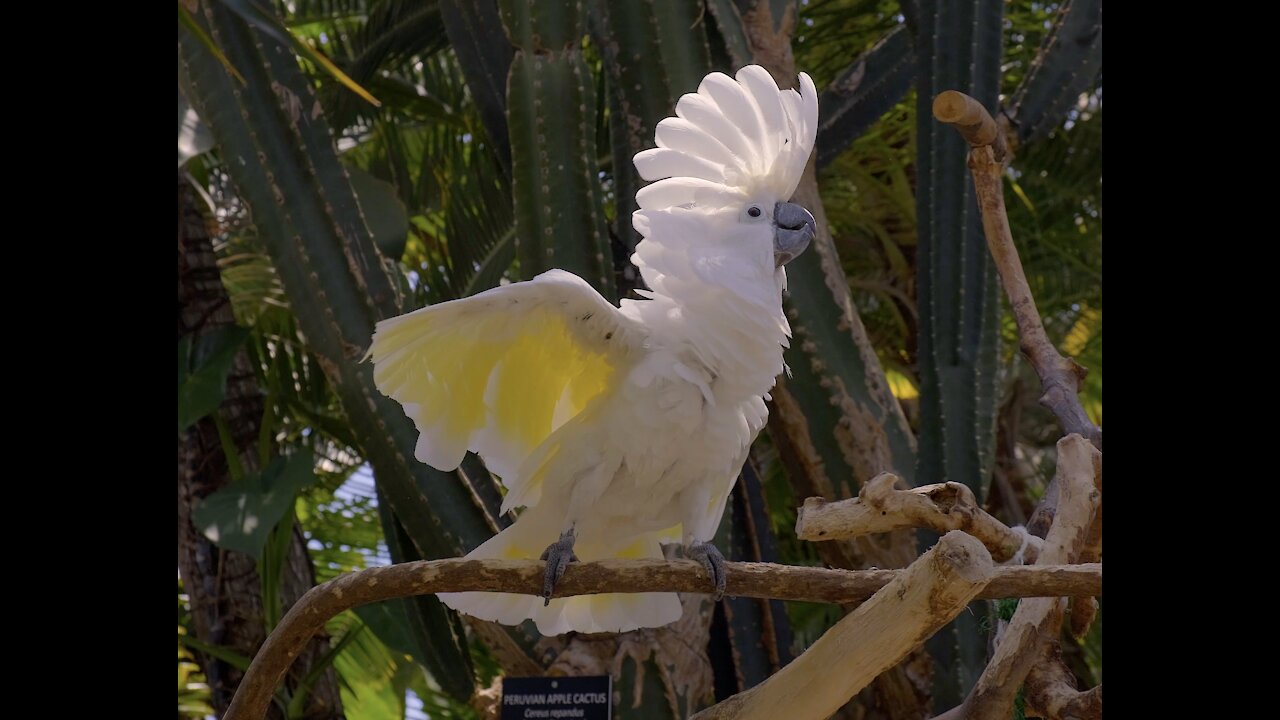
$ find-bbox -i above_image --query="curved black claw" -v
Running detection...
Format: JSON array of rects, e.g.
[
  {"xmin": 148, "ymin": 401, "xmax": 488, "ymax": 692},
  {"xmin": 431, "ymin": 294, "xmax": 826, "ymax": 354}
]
[
  {"xmin": 539, "ymin": 529, "xmax": 579, "ymax": 606},
  {"xmin": 689, "ymin": 542, "xmax": 727, "ymax": 601}
]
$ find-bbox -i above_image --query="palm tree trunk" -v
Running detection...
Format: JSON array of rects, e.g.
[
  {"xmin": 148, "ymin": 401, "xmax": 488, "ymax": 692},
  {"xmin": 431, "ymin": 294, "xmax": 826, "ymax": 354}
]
[{"xmin": 177, "ymin": 172, "xmax": 343, "ymax": 718}]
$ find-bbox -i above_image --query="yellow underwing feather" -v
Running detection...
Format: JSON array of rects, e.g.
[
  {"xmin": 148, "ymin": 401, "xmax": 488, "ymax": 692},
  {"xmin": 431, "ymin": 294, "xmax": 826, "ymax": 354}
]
[{"xmin": 367, "ymin": 270, "xmax": 643, "ymax": 505}]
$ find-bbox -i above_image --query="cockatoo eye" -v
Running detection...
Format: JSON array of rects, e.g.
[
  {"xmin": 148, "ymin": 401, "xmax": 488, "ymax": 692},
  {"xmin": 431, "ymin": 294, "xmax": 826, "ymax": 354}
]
[{"xmin": 742, "ymin": 204, "xmax": 770, "ymax": 224}]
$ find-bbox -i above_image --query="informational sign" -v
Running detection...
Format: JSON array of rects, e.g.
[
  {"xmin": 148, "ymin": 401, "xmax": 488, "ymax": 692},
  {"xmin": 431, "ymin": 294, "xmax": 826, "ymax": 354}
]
[{"xmin": 500, "ymin": 675, "xmax": 612, "ymax": 720}]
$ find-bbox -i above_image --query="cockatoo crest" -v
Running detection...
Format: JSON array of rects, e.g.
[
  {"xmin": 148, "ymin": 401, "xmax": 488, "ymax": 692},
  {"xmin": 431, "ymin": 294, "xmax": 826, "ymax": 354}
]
[{"xmin": 632, "ymin": 66, "xmax": 818, "ymax": 211}]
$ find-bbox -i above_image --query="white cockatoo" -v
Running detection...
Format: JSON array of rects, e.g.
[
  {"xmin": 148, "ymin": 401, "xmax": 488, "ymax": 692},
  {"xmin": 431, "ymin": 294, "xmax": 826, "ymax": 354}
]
[{"xmin": 367, "ymin": 65, "xmax": 818, "ymax": 636}]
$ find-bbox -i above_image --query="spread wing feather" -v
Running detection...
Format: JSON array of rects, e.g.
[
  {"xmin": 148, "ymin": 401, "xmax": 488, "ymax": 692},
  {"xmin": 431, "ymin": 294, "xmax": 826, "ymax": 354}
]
[{"xmin": 368, "ymin": 270, "xmax": 646, "ymax": 504}]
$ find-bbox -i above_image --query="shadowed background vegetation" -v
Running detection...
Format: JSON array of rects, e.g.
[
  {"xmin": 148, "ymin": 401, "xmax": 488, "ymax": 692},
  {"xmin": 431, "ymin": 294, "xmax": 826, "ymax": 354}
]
[{"xmin": 178, "ymin": 1, "xmax": 1100, "ymax": 717}]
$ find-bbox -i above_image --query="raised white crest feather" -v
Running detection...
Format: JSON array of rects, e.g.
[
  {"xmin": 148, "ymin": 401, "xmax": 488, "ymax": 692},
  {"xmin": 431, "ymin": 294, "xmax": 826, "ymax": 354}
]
[{"xmin": 633, "ymin": 66, "xmax": 818, "ymax": 207}]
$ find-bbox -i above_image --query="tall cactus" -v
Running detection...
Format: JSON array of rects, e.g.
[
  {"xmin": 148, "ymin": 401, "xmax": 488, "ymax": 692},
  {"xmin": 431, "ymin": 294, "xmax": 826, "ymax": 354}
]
[
  {"xmin": 501, "ymin": 0, "xmax": 615, "ymax": 299},
  {"xmin": 916, "ymin": 0, "xmax": 1004, "ymax": 503},
  {"xmin": 1007, "ymin": 0, "xmax": 1102, "ymax": 145},
  {"xmin": 816, "ymin": 24, "xmax": 916, "ymax": 170},
  {"xmin": 178, "ymin": 0, "xmax": 542, "ymax": 701},
  {"xmin": 440, "ymin": 0, "xmax": 515, "ymax": 175},
  {"xmin": 915, "ymin": 0, "xmax": 1005, "ymax": 707},
  {"xmin": 592, "ymin": 0, "xmax": 714, "ymax": 293}
]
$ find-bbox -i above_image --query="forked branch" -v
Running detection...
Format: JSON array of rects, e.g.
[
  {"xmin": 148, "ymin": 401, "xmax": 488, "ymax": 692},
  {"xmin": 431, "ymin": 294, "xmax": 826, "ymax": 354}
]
[
  {"xmin": 796, "ymin": 471, "xmax": 1042, "ymax": 563},
  {"xmin": 935, "ymin": 435, "xmax": 1101, "ymax": 720}
]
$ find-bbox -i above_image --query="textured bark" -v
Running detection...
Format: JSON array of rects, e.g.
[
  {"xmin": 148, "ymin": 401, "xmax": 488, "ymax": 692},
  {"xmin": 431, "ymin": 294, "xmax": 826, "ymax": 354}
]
[
  {"xmin": 691, "ymin": 532, "xmax": 993, "ymax": 720},
  {"xmin": 1069, "ymin": 450, "xmax": 1102, "ymax": 638},
  {"xmin": 931, "ymin": 91, "xmax": 1007, "ymax": 161},
  {"xmin": 202, "ymin": 556, "xmax": 1092, "ymax": 606},
  {"xmin": 797, "ymin": 472, "xmax": 1042, "ymax": 563},
  {"xmin": 177, "ymin": 173, "xmax": 342, "ymax": 718},
  {"xmin": 939, "ymin": 435, "xmax": 1100, "ymax": 720},
  {"xmin": 1024, "ymin": 642, "xmax": 1102, "ymax": 720},
  {"xmin": 988, "ymin": 378, "xmax": 1034, "ymax": 526}
]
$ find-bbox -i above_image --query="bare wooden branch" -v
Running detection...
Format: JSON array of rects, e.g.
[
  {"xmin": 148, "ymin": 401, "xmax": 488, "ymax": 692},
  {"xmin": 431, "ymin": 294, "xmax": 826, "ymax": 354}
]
[
  {"xmin": 1070, "ymin": 453, "xmax": 1103, "ymax": 637},
  {"xmin": 691, "ymin": 532, "xmax": 994, "ymax": 720},
  {"xmin": 224, "ymin": 556, "xmax": 1100, "ymax": 719},
  {"xmin": 950, "ymin": 435, "xmax": 1101, "ymax": 720},
  {"xmin": 1068, "ymin": 596, "xmax": 1098, "ymax": 641},
  {"xmin": 931, "ymin": 90, "xmax": 1105, "ymax": 720},
  {"xmin": 1028, "ymin": 431, "xmax": 1102, "ymax": 540},
  {"xmin": 1025, "ymin": 641, "xmax": 1102, "ymax": 720},
  {"xmin": 1078, "ymin": 459, "xmax": 1103, "ymax": 566},
  {"xmin": 932, "ymin": 90, "xmax": 1007, "ymax": 160},
  {"xmin": 932, "ymin": 91, "xmax": 1101, "ymax": 456},
  {"xmin": 796, "ymin": 471, "xmax": 1042, "ymax": 563},
  {"xmin": 1052, "ymin": 685, "xmax": 1101, "ymax": 720}
]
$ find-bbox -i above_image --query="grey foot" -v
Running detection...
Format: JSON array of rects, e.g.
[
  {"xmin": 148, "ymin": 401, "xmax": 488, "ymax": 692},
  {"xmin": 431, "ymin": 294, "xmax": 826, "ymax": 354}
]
[
  {"xmin": 689, "ymin": 542, "xmax": 727, "ymax": 601},
  {"xmin": 539, "ymin": 528, "xmax": 579, "ymax": 606}
]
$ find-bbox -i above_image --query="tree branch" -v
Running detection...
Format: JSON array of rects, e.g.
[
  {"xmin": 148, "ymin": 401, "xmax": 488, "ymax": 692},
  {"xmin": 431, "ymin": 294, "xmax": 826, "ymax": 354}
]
[
  {"xmin": 1025, "ymin": 641, "xmax": 1102, "ymax": 720},
  {"xmin": 932, "ymin": 90, "xmax": 1102, "ymax": 460},
  {"xmin": 1070, "ymin": 451, "xmax": 1103, "ymax": 637},
  {"xmin": 691, "ymin": 532, "xmax": 994, "ymax": 720},
  {"xmin": 932, "ymin": 90, "xmax": 1008, "ymax": 161},
  {"xmin": 943, "ymin": 435, "xmax": 1101, "ymax": 720},
  {"xmin": 796, "ymin": 472, "xmax": 1042, "ymax": 563},
  {"xmin": 225, "ymin": 557, "xmax": 1102, "ymax": 719}
]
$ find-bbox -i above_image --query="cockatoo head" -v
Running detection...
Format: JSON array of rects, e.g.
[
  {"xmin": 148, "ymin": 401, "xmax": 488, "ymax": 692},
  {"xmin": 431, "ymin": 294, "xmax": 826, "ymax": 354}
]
[{"xmin": 629, "ymin": 66, "xmax": 819, "ymax": 310}]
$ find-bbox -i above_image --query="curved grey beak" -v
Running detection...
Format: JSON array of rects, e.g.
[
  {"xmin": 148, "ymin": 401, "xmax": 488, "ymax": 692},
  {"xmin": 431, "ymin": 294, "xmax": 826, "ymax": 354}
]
[{"xmin": 774, "ymin": 201, "xmax": 816, "ymax": 267}]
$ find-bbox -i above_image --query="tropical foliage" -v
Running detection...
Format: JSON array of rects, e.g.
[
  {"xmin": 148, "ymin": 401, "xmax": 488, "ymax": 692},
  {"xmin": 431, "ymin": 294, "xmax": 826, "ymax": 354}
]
[{"xmin": 177, "ymin": 0, "xmax": 1101, "ymax": 717}]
